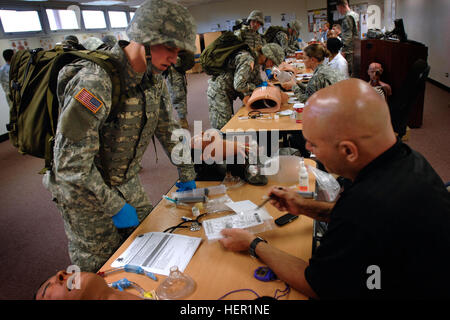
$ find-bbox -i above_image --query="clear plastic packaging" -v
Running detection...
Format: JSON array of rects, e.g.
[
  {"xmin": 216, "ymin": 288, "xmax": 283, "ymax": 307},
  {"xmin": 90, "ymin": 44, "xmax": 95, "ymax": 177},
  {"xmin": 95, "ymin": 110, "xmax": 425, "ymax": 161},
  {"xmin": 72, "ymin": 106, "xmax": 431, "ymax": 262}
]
[
  {"xmin": 272, "ymin": 67, "xmax": 293, "ymax": 83},
  {"xmin": 307, "ymin": 165, "xmax": 341, "ymax": 202},
  {"xmin": 204, "ymin": 194, "xmax": 234, "ymax": 214},
  {"xmin": 155, "ymin": 266, "xmax": 196, "ymax": 300},
  {"xmin": 172, "ymin": 184, "xmax": 226, "ymax": 201}
]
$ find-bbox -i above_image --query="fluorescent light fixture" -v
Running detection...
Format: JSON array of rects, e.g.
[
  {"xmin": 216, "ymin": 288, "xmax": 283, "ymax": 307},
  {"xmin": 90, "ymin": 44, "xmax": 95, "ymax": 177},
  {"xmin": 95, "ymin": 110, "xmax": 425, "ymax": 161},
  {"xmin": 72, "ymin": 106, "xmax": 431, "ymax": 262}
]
[{"xmin": 82, "ymin": 1, "xmax": 125, "ymax": 5}]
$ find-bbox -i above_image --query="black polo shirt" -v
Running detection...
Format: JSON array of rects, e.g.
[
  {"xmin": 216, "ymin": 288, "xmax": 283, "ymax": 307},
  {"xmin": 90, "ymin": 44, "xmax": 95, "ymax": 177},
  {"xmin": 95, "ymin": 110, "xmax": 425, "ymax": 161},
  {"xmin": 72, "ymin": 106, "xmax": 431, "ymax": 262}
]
[{"xmin": 305, "ymin": 140, "xmax": 450, "ymax": 299}]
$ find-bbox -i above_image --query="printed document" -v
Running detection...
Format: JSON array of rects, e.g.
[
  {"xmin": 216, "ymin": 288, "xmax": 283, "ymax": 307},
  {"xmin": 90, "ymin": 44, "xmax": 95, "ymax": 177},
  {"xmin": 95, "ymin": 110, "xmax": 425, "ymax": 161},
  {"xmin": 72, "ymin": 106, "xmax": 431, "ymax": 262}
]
[{"xmin": 111, "ymin": 232, "xmax": 202, "ymax": 276}]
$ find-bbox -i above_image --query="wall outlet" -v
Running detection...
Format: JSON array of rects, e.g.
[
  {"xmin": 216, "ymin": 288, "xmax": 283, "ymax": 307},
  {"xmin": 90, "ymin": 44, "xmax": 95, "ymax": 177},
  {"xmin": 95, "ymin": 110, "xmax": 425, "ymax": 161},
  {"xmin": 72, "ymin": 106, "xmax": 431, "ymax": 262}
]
[{"xmin": 445, "ymin": 73, "xmax": 449, "ymax": 78}]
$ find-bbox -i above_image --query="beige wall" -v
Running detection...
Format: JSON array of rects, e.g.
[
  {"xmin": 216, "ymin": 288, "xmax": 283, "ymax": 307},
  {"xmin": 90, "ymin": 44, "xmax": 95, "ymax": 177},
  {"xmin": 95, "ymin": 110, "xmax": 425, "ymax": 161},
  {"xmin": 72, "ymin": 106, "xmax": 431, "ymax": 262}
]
[{"xmin": 396, "ymin": 0, "xmax": 449, "ymax": 87}]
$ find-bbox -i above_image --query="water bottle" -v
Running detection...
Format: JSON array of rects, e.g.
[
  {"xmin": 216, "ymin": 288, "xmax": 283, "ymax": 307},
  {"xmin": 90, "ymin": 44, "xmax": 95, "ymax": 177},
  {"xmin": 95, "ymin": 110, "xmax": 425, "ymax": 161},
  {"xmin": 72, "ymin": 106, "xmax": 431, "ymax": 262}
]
[{"xmin": 272, "ymin": 67, "xmax": 292, "ymax": 83}]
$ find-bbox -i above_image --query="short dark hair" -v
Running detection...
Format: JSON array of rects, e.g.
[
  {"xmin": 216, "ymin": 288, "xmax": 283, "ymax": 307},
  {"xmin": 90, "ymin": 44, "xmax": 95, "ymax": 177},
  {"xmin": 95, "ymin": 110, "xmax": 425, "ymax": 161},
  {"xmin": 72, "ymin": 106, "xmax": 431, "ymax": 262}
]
[
  {"xmin": 326, "ymin": 38, "xmax": 343, "ymax": 54},
  {"xmin": 3, "ymin": 49, "xmax": 14, "ymax": 62},
  {"xmin": 336, "ymin": 0, "xmax": 349, "ymax": 6},
  {"xmin": 333, "ymin": 24, "xmax": 342, "ymax": 31}
]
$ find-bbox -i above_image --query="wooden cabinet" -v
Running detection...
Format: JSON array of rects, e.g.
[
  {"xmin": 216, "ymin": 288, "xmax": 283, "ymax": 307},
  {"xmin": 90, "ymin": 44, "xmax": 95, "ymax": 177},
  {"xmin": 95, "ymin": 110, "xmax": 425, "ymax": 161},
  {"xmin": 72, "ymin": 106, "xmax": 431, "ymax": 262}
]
[{"xmin": 357, "ymin": 39, "xmax": 428, "ymax": 128}]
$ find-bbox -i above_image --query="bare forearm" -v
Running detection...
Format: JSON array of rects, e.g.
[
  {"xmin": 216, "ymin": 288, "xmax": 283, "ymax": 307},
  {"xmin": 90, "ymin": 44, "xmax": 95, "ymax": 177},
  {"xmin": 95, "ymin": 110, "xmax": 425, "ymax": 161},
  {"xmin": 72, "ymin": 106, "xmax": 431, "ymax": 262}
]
[{"xmin": 300, "ymin": 200, "xmax": 334, "ymax": 223}]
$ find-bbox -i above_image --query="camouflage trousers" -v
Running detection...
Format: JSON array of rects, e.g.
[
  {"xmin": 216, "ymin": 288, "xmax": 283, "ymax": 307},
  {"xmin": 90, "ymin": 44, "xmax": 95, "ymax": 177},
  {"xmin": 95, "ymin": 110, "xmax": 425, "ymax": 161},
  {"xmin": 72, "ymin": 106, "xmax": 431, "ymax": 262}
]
[
  {"xmin": 166, "ymin": 69, "xmax": 188, "ymax": 120},
  {"xmin": 207, "ymin": 77, "xmax": 240, "ymax": 130},
  {"xmin": 343, "ymin": 50, "xmax": 354, "ymax": 77},
  {"xmin": 46, "ymin": 173, "xmax": 153, "ymax": 272}
]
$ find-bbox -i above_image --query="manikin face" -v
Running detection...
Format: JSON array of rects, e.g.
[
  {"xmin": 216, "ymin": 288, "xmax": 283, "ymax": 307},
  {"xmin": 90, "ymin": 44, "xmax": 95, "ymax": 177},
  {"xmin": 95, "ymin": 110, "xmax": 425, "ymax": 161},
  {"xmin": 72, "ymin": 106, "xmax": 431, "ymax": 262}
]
[
  {"xmin": 368, "ymin": 64, "xmax": 382, "ymax": 82},
  {"xmin": 36, "ymin": 270, "xmax": 108, "ymax": 300},
  {"xmin": 249, "ymin": 20, "xmax": 262, "ymax": 32},
  {"xmin": 150, "ymin": 44, "xmax": 180, "ymax": 73}
]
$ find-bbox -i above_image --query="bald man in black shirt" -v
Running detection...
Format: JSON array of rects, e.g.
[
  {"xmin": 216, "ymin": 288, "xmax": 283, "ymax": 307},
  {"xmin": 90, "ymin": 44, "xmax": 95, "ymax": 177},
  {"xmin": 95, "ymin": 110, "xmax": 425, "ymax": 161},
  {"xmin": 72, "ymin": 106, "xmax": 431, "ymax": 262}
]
[{"xmin": 219, "ymin": 79, "xmax": 450, "ymax": 299}]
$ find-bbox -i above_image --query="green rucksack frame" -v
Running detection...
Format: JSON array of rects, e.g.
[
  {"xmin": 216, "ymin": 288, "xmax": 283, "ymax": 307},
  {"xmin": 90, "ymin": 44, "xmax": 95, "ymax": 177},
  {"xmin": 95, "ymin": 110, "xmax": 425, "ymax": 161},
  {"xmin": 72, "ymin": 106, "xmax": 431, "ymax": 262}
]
[
  {"xmin": 199, "ymin": 31, "xmax": 251, "ymax": 76},
  {"xmin": 7, "ymin": 46, "xmax": 124, "ymax": 172},
  {"xmin": 263, "ymin": 26, "xmax": 288, "ymax": 44}
]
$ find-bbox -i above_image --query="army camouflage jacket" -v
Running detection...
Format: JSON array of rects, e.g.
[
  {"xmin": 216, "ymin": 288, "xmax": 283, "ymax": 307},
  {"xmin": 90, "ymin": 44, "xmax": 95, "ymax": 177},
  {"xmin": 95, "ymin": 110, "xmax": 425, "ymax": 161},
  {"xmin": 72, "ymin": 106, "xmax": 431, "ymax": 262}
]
[
  {"xmin": 46, "ymin": 42, "xmax": 195, "ymax": 216},
  {"xmin": 293, "ymin": 62, "xmax": 345, "ymax": 103},
  {"xmin": 341, "ymin": 10, "xmax": 359, "ymax": 53},
  {"xmin": 235, "ymin": 25, "xmax": 266, "ymax": 52},
  {"xmin": 211, "ymin": 50, "xmax": 262, "ymax": 97}
]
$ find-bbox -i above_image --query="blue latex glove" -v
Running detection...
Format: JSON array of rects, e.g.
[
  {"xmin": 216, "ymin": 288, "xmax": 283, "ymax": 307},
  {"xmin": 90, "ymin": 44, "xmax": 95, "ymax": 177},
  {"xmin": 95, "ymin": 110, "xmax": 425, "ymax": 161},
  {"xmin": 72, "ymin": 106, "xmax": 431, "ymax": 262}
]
[
  {"xmin": 112, "ymin": 203, "xmax": 139, "ymax": 228},
  {"xmin": 265, "ymin": 69, "xmax": 274, "ymax": 79},
  {"xmin": 257, "ymin": 81, "xmax": 268, "ymax": 88},
  {"xmin": 175, "ymin": 180, "xmax": 196, "ymax": 192}
]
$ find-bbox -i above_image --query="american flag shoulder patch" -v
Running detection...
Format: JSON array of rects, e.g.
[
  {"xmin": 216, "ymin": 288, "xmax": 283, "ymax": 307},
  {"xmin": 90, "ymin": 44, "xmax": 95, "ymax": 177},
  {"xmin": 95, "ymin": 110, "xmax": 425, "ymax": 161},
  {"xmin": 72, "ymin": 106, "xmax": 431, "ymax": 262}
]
[{"xmin": 74, "ymin": 88, "xmax": 103, "ymax": 114}]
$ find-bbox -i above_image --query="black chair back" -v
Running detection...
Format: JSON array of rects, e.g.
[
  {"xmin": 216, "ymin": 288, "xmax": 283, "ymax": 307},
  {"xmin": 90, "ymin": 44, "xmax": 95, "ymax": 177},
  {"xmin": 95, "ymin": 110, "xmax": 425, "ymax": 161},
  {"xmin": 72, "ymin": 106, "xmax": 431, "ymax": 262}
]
[{"xmin": 389, "ymin": 59, "xmax": 430, "ymax": 138}]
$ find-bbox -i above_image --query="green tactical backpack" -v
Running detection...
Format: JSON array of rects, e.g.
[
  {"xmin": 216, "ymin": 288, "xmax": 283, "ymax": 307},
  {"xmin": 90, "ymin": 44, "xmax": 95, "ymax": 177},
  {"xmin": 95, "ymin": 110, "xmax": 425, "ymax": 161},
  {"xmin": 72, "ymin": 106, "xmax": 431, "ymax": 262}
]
[
  {"xmin": 199, "ymin": 31, "xmax": 251, "ymax": 76},
  {"xmin": 173, "ymin": 50, "xmax": 196, "ymax": 74},
  {"xmin": 263, "ymin": 26, "xmax": 288, "ymax": 44},
  {"xmin": 7, "ymin": 46, "xmax": 124, "ymax": 172}
]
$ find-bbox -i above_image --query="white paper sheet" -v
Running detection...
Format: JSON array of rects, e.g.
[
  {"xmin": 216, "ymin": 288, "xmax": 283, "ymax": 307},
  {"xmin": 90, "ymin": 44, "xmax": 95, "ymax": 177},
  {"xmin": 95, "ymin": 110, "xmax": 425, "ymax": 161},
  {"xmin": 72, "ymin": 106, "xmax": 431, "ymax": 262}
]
[
  {"xmin": 202, "ymin": 200, "xmax": 274, "ymax": 240},
  {"xmin": 111, "ymin": 232, "xmax": 202, "ymax": 276}
]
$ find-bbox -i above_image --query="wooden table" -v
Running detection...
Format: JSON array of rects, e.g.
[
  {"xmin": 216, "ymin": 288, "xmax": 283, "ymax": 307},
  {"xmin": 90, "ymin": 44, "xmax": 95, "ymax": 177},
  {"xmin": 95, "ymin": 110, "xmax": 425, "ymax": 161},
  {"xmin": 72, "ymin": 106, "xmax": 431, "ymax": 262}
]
[
  {"xmin": 221, "ymin": 100, "xmax": 302, "ymax": 133},
  {"xmin": 220, "ymin": 64, "xmax": 312, "ymax": 133},
  {"xmin": 99, "ymin": 159, "xmax": 316, "ymax": 300}
]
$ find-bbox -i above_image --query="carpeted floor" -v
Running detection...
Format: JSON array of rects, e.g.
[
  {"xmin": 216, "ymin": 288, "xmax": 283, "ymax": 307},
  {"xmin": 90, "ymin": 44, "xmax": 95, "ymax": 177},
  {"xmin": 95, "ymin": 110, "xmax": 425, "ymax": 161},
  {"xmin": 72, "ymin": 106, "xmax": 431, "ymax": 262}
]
[{"xmin": 0, "ymin": 73, "xmax": 448, "ymax": 300}]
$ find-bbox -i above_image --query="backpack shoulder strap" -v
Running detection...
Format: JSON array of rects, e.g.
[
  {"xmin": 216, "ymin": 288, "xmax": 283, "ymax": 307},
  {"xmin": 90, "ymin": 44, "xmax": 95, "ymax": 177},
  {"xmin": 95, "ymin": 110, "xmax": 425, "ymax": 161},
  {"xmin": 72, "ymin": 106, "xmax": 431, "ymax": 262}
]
[{"xmin": 48, "ymin": 50, "xmax": 125, "ymax": 121}]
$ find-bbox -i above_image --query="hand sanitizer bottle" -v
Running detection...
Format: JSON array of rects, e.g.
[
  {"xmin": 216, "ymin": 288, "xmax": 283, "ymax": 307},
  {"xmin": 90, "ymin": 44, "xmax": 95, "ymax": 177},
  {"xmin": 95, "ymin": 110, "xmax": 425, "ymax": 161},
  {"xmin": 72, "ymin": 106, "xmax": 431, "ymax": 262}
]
[{"xmin": 298, "ymin": 159, "xmax": 309, "ymax": 192}]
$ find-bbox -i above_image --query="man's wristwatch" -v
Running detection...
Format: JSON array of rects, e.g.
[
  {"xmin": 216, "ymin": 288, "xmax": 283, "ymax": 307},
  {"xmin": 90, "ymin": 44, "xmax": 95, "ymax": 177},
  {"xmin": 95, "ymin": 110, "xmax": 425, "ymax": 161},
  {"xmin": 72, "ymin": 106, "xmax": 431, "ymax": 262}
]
[{"xmin": 249, "ymin": 237, "xmax": 267, "ymax": 259}]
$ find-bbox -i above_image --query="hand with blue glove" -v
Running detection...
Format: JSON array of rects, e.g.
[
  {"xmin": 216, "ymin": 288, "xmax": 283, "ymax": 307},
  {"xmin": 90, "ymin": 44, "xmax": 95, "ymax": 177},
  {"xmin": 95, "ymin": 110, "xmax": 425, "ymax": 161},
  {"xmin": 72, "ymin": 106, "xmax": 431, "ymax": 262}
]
[
  {"xmin": 175, "ymin": 180, "xmax": 196, "ymax": 192},
  {"xmin": 257, "ymin": 81, "xmax": 268, "ymax": 88},
  {"xmin": 112, "ymin": 203, "xmax": 139, "ymax": 228}
]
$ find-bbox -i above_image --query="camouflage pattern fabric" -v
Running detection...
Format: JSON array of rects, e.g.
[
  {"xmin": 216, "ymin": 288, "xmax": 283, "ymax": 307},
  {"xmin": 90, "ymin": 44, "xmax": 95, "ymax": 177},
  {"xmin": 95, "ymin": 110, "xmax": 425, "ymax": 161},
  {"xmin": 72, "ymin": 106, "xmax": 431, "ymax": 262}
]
[
  {"xmin": 341, "ymin": 10, "xmax": 359, "ymax": 76},
  {"xmin": 102, "ymin": 35, "xmax": 117, "ymax": 48},
  {"xmin": 165, "ymin": 63, "xmax": 188, "ymax": 120},
  {"xmin": 287, "ymin": 32, "xmax": 300, "ymax": 53},
  {"xmin": 287, "ymin": 20, "xmax": 301, "ymax": 54},
  {"xmin": 126, "ymin": 0, "xmax": 196, "ymax": 53},
  {"xmin": 207, "ymin": 50, "xmax": 262, "ymax": 129},
  {"xmin": 82, "ymin": 37, "xmax": 104, "ymax": 50},
  {"xmin": 235, "ymin": 25, "xmax": 265, "ymax": 52},
  {"xmin": 247, "ymin": 10, "xmax": 264, "ymax": 25},
  {"xmin": 261, "ymin": 43, "xmax": 285, "ymax": 66},
  {"xmin": 274, "ymin": 30, "xmax": 293, "ymax": 56},
  {"xmin": 0, "ymin": 63, "xmax": 12, "ymax": 108},
  {"xmin": 43, "ymin": 40, "xmax": 196, "ymax": 272},
  {"xmin": 293, "ymin": 63, "xmax": 346, "ymax": 103}
]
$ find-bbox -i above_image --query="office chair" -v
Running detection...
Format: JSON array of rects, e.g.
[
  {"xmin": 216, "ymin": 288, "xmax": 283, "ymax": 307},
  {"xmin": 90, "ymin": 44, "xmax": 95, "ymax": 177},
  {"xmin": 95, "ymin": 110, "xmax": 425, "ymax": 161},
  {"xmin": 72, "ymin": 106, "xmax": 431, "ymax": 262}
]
[{"xmin": 388, "ymin": 59, "xmax": 430, "ymax": 139}]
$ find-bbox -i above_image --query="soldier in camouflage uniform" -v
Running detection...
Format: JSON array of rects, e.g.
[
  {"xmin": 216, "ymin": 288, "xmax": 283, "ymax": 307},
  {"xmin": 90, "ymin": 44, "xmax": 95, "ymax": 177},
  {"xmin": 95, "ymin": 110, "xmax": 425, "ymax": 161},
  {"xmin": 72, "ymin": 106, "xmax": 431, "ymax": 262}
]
[
  {"xmin": 165, "ymin": 51, "xmax": 195, "ymax": 129},
  {"xmin": 102, "ymin": 35, "xmax": 117, "ymax": 48},
  {"xmin": 207, "ymin": 43, "xmax": 284, "ymax": 129},
  {"xmin": 286, "ymin": 20, "xmax": 301, "ymax": 54},
  {"xmin": 283, "ymin": 44, "xmax": 346, "ymax": 103},
  {"xmin": 61, "ymin": 35, "xmax": 85, "ymax": 50},
  {"xmin": 268, "ymin": 20, "xmax": 300, "ymax": 57},
  {"xmin": 82, "ymin": 37, "xmax": 104, "ymax": 51},
  {"xmin": 42, "ymin": 0, "xmax": 197, "ymax": 272},
  {"xmin": 235, "ymin": 10, "xmax": 266, "ymax": 52},
  {"xmin": 336, "ymin": 0, "xmax": 359, "ymax": 77},
  {"xmin": 0, "ymin": 49, "xmax": 13, "ymax": 109}
]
